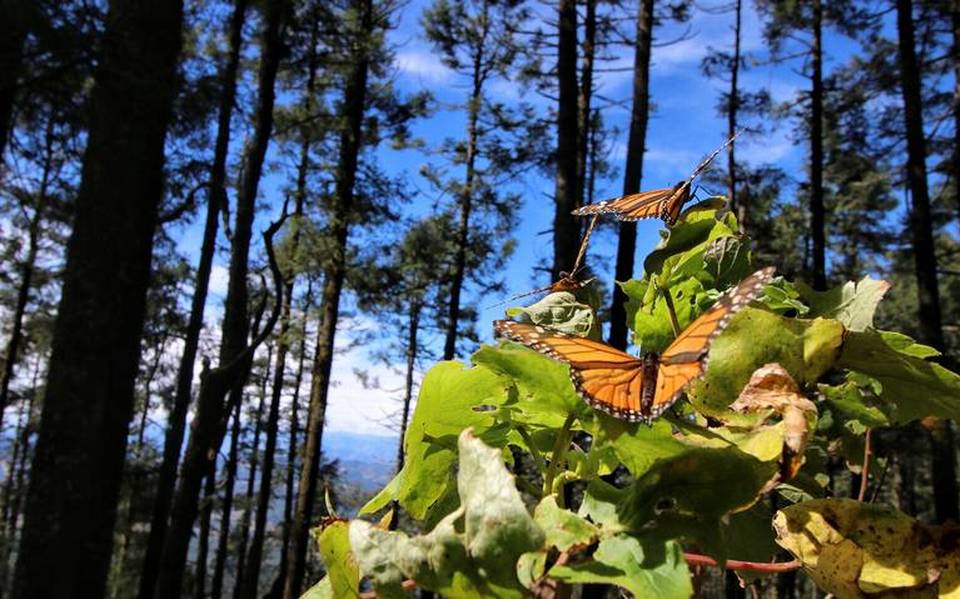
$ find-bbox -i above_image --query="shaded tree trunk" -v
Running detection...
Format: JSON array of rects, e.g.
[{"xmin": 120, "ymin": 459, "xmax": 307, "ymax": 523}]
[
  {"xmin": 211, "ymin": 401, "xmax": 243, "ymax": 599},
  {"xmin": 551, "ymin": 0, "xmax": 580, "ymax": 280},
  {"xmin": 283, "ymin": 1, "xmax": 373, "ymax": 595},
  {"xmin": 238, "ymin": 22, "xmax": 318, "ymax": 588},
  {"xmin": 896, "ymin": 0, "xmax": 957, "ymax": 524},
  {"xmin": 576, "ymin": 0, "xmax": 596, "ymax": 212},
  {"xmin": 397, "ymin": 304, "xmax": 421, "ymax": 473},
  {"xmin": 729, "ymin": 0, "xmax": 743, "ymax": 228},
  {"xmin": 442, "ymin": 3, "xmax": 487, "ymax": 361},
  {"xmin": 609, "ymin": 0, "xmax": 653, "ymax": 350},
  {"xmin": 234, "ymin": 348, "xmax": 271, "ymax": 597},
  {"xmin": 11, "ymin": 0, "xmax": 183, "ymax": 595},
  {"xmin": 0, "ymin": 119, "xmax": 51, "ymax": 416},
  {"xmin": 269, "ymin": 284, "xmax": 312, "ymax": 598},
  {"xmin": 953, "ymin": 0, "xmax": 960, "ymax": 225},
  {"xmin": 0, "ymin": 0, "xmax": 32, "ymax": 159},
  {"xmin": 194, "ymin": 465, "xmax": 216, "ymax": 599},
  {"xmin": 154, "ymin": 0, "xmax": 287, "ymax": 593},
  {"xmin": 137, "ymin": 1, "xmax": 248, "ymax": 595},
  {"xmin": 810, "ymin": 0, "xmax": 826, "ymax": 291}
]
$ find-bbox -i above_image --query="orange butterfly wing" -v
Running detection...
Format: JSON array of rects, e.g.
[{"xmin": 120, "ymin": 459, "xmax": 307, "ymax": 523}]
[
  {"xmin": 572, "ymin": 188, "xmax": 674, "ymax": 221},
  {"xmin": 493, "ymin": 321, "xmax": 648, "ymax": 421},
  {"xmin": 650, "ymin": 267, "xmax": 777, "ymax": 416}
]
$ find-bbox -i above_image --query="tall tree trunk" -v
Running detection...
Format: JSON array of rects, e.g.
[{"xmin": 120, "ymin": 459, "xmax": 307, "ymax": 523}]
[
  {"xmin": 0, "ymin": 0, "xmax": 32, "ymax": 160},
  {"xmin": 194, "ymin": 465, "xmax": 216, "ymax": 599},
  {"xmin": 11, "ymin": 0, "xmax": 183, "ymax": 595},
  {"xmin": 234, "ymin": 349, "xmax": 270, "ymax": 598},
  {"xmin": 729, "ymin": 0, "xmax": 743, "ymax": 228},
  {"xmin": 953, "ymin": 0, "xmax": 960, "ymax": 225},
  {"xmin": 810, "ymin": 0, "xmax": 826, "ymax": 291},
  {"xmin": 137, "ymin": 2, "xmax": 248, "ymax": 595},
  {"xmin": 442, "ymin": 3, "xmax": 488, "ymax": 361},
  {"xmin": 896, "ymin": 0, "xmax": 958, "ymax": 523},
  {"xmin": 283, "ymin": 2, "xmax": 372, "ymax": 595},
  {"xmin": 396, "ymin": 304, "xmax": 421, "ymax": 473},
  {"xmin": 0, "ymin": 119, "xmax": 50, "ymax": 417},
  {"xmin": 211, "ymin": 400, "xmax": 241, "ymax": 599},
  {"xmin": 238, "ymin": 20, "xmax": 318, "ymax": 588},
  {"xmin": 269, "ymin": 284, "xmax": 312, "ymax": 598},
  {"xmin": 551, "ymin": 0, "xmax": 580, "ymax": 280},
  {"xmin": 154, "ymin": 1, "xmax": 286, "ymax": 594},
  {"xmin": 609, "ymin": 0, "xmax": 653, "ymax": 350},
  {"xmin": 576, "ymin": 0, "xmax": 596, "ymax": 212}
]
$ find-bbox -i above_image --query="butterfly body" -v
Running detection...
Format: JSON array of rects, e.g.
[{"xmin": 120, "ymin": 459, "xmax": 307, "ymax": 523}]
[{"xmin": 494, "ymin": 267, "xmax": 774, "ymax": 422}]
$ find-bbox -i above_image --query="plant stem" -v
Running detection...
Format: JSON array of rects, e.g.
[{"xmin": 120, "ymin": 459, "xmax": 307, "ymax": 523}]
[
  {"xmin": 858, "ymin": 428, "xmax": 873, "ymax": 502},
  {"xmin": 543, "ymin": 414, "xmax": 576, "ymax": 504},
  {"xmin": 658, "ymin": 278, "xmax": 681, "ymax": 337}
]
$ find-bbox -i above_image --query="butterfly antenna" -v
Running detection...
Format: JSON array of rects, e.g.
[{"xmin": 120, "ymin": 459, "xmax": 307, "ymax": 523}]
[
  {"xmin": 570, "ymin": 214, "xmax": 599, "ymax": 278},
  {"xmin": 689, "ymin": 131, "xmax": 742, "ymax": 181}
]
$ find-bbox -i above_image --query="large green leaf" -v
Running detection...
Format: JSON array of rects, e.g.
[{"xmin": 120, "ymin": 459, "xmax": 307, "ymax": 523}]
[
  {"xmin": 838, "ymin": 330, "xmax": 960, "ymax": 422},
  {"xmin": 314, "ymin": 520, "xmax": 359, "ymax": 598},
  {"xmin": 504, "ymin": 290, "xmax": 600, "ymax": 339},
  {"xmin": 587, "ymin": 416, "xmax": 687, "ymax": 478},
  {"xmin": 818, "ymin": 380, "xmax": 890, "ymax": 464},
  {"xmin": 626, "ymin": 276, "xmax": 713, "ymax": 353},
  {"xmin": 796, "ymin": 276, "xmax": 890, "ymax": 332},
  {"xmin": 533, "ymin": 494, "xmax": 599, "ymax": 551},
  {"xmin": 549, "ymin": 534, "xmax": 693, "ymax": 599},
  {"xmin": 350, "ymin": 430, "xmax": 544, "ymax": 598},
  {"xmin": 360, "ymin": 361, "xmax": 507, "ymax": 519}
]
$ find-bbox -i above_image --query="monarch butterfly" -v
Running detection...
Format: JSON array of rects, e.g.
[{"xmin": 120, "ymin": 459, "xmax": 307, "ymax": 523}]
[
  {"xmin": 571, "ymin": 133, "xmax": 740, "ymax": 225},
  {"xmin": 493, "ymin": 266, "xmax": 774, "ymax": 422}
]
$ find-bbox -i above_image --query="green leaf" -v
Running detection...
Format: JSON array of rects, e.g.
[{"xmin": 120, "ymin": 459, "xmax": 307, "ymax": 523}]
[
  {"xmin": 878, "ymin": 330, "xmax": 940, "ymax": 358},
  {"xmin": 626, "ymin": 276, "xmax": 712, "ymax": 353},
  {"xmin": 314, "ymin": 520, "xmax": 359, "ymax": 598},
  {"xmin": 838, "ymin": 330, "xmax": 960, "ymax": 422},
  {"xmin": 587, "ymin": 416, "xmax": 687, "ymax": 478},
  {"xmin": 818, "ymin": 380, "xmax": 889, "ymax": 464},
  {"xmin": 643, "ymin": 201, "xmax": 736, "ymax": 278},
  {"xmin": 796, "ymin": 276, "xmax": 890, "ymax": 332},
  {"xmin": 534, "ymin": 495, "xmax": 599, "ymax": 551},
  {"xmin": 691, "ymin": 310, "xmax": 844, "ymax": 420},
  {"xmin": 504, "ymin": 291, "xmax": 600, "ymax": 339},
  {"xmin": 360, "ymin": 360, "xmax": 507, "ymax": 519},
  {"xmin": 351, "ymin": 429, "xmax": 544, "ymax": 598},
  {"xmin": 549, "ymin": 534, "xmax": 693, "ymax": 598},
  {"xmin": 721, "ymin": 503, "xmax": 779, "ymax": 564},
  {"xmin": 473, "ymin": 343, "xmax": 590, "ymax": 428},
  {"xmin": 299, "ymin": 578, "xmax": 333, "ymax": 599}
]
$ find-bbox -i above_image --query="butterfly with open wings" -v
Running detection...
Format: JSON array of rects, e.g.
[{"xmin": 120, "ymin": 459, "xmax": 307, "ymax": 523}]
[
  {"xmin": 572, "ymin": 133, "xmax": 740, "ymax": 225},
  {"xmin": 494, "ymin": 267, "xmax": 774, "ymax": 422}
]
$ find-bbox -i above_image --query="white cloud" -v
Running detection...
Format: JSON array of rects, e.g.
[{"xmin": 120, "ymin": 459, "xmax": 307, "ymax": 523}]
[
  {"xmin": 396, "ymin": 50, "xmax": 453, "ymax": 84},
  {"xmin": 209, "ymin": 264, "xmax": 229, "ymax": 297}
]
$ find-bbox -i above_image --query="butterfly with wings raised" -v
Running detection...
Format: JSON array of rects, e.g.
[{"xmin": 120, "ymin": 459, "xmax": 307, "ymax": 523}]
[
  {"xmin": 494, "ymin": 267, "xmax": 774, "ymax": 422},
  {"xmin": 572, "ymin": 133, "xmax": 740, "ymax": 225}
]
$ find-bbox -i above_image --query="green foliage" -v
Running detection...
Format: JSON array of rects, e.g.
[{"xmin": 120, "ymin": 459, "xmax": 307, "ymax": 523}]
[{"xmin": 306, "ymin": 207, "xmax": 960, "ymax": 598}]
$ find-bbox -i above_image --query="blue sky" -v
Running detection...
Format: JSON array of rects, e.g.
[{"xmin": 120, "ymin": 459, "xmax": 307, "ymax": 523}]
[{"xmin": 170, "ymin": 1, "xmax": 881, "ymax": 436}]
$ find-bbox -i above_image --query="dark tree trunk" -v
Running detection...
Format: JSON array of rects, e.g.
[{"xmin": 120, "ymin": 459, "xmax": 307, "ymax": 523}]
[
  {"xmin": 396, "ymin": 305, "xmax": 421, "ymax": 473},
  {"xmin": 194, "ymin": 465, "xmax": 216, "ymax": 599},
  {"xmin": 442, "ymin": 3, "xmax": 487, "ymax": 361},
  {"xmin": 269, "ymin": 284, "xmax": 312, "ymax": 598},
  {"xmin": 211, "ymin": 401, "xmax": 243, "ymax": 599},
  {"xmin": 11, "ymin": 0, "xmax": 183, "ymax": 595},
  {"xmin": 729, "ymin": 0, "xmax": 742, "ymax": 228},
  {"xmin": 551, "ymin": 0, "xmax": 580, "ymax": 280},
  {"xmin": 0, "ymin": 118, "xmax": 52, "ymax": 416},
  {"xmin": 609, "ymin": 0, "xmax": 653, "ymax": 350},
  {"xmin": 137, "ymin": 1, "xmax": 249, "ymax": 596},
  {"xmin": 810, "ymin": 0, "xmax": 826, "ymax": 291},
  {"xmin": 896, "ymin": 0, "xmax": 957, "ymax": 524},
  {"xmin": 283, "ymin": 1, "xmax": 372, "ymax": 595},
  {"xmin": 234, "ymin": 349, "xmax": 270, "ymax": 598},
  {"xmin": 953, "ymin": 0, "xmax": 960, "ymax": 225},
  {"xmin": 576, "ymin": 0, "xmax": 596, "ymax": 212},
  {"xmin": 154, "ymin": 0, "xmax": 286, "ymax": 593},
  {"xmin": 0, "ymin": 0, "xmax": 32, "ymax": 158},
  {"xmin": 238, "ymin": 20, "xmax": 318, "ymax": 589}
]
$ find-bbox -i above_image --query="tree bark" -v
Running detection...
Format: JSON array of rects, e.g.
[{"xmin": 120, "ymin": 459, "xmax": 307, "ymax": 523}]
[
  {"xmin": 234, "ymin": 348, "xmax": 270, "ymax": 598},
  {"xmin": 0, "ymin": 0, "xmax": 32, "ymax": 159},
  {"xmin": 11, "ymin": 0, "xmax": 183, "ymax": 595},
  {"xmin": 551, "ymin": 0, "xmax": 580, "ymax": 280},
  {"xmin": 238, "ymin": 18, "xmax": 318, "ymax": 588},
  {"xmin": 609, "ymin": 0, "xmax": 653, "ymax": 350},
  {"xmin": 896, "ymin": 0, "xmax": 957, "ymax": 524},
  {"xmin": 194, "ymin": 465, "xmax": 216, "ymax": 599},
  {"xmin": 729, "ymin": 0, "xmax": 743, "ymax": 228},
  {"xmin": 283, "ymin": 1, "xmax": 372, "ymax": 595},
  {"xmin": 137, "ymin": 0, "xmax": 248, "ymax": 595},
  {"xmin": 154, "ymin": 0, "xmax": 286, "ymax": 593},
  {"xmin": 0, "ymin": 118, "xmax": 52, "ymax": 416},
  {"xmin": 397, "ymin": 305, "xmax": 421, "ymax": 473},
  {"xmin": 953, "ymin": 0, "xmax": 960, "ymax": 225},
  {"xmin": 810, "ymin": 0, "xmax": 826, "ymax": 291},
  {"xmin": 576, "ymin": 0, "xmax": 596, "ymax": 212},
  {"xmin": 211, "ymin": 401, "xmax": 242, "ymax": 599},
  {"xmin": 442, "ymin": 2, "xmax": 488, "ymax": 361}
]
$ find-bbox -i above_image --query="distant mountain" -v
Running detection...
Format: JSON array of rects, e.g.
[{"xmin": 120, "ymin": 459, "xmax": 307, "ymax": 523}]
[{"xmin": 323, "ymin": 431, "xmax": 397, "ymax": 494}]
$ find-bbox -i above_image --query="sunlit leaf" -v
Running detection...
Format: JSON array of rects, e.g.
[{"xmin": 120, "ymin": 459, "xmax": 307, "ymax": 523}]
[
  {"xmin": 796, "ymin": 276, "xmax": 891, "ymax": 332},
  {"xmin": 314, "ymin": 520, "xmax": 359, "ymax": 598}
]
